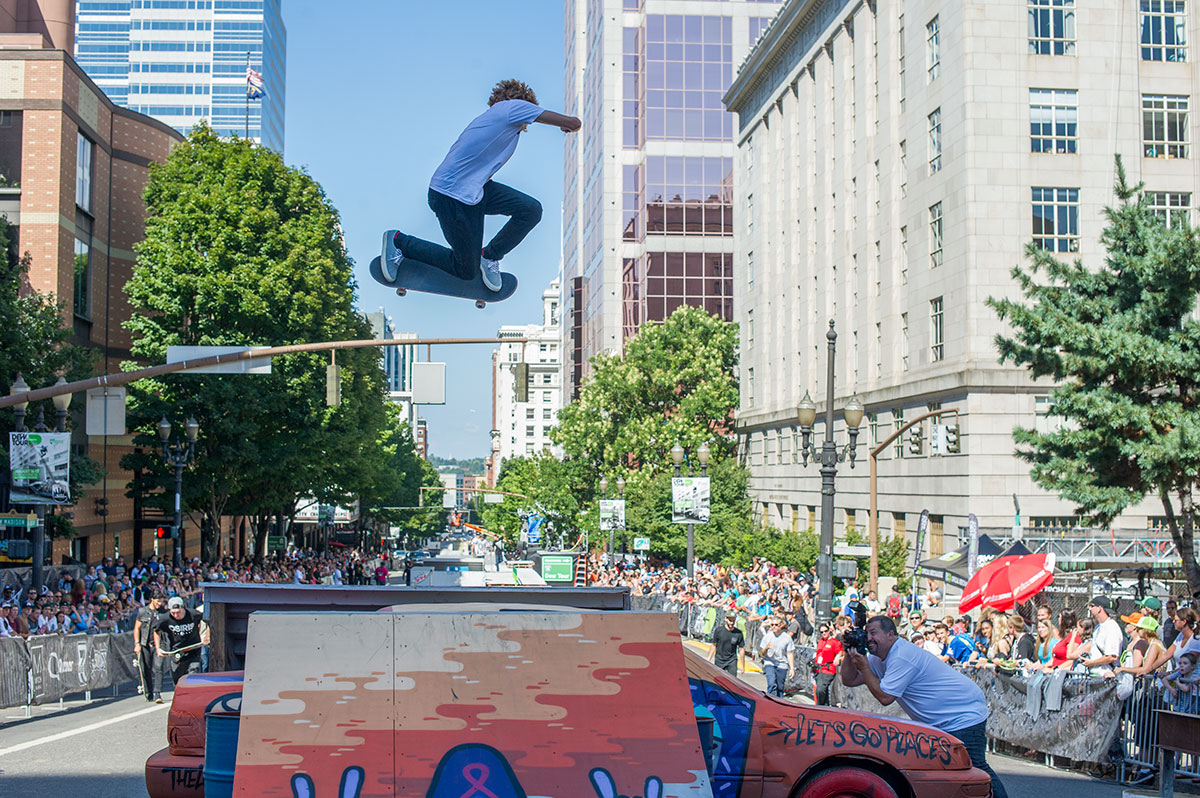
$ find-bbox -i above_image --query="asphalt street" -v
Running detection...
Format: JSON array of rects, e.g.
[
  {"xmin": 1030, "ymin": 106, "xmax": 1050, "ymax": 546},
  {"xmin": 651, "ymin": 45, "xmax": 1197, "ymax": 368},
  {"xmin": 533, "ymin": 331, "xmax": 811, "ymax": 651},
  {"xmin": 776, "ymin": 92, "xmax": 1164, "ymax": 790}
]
[{"xmin": 0, "ymin": 676, "xmax": 1141, "ymax": 798}]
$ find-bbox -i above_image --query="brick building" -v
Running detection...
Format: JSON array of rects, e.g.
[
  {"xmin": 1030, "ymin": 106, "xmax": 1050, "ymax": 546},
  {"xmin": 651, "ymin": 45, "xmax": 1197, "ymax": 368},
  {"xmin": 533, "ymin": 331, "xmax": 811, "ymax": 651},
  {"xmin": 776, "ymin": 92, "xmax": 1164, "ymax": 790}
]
[{"xmin": 0, "ymin": 3, "xmax": 183, "ymax": 563}]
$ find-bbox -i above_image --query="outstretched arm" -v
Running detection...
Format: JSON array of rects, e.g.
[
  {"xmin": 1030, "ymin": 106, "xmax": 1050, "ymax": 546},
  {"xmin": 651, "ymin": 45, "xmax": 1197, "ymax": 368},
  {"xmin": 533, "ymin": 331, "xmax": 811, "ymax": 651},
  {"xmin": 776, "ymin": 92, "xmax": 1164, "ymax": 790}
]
[{"xmin": 536, "ymin": 109, "xmax": 582, "ymax": 132}]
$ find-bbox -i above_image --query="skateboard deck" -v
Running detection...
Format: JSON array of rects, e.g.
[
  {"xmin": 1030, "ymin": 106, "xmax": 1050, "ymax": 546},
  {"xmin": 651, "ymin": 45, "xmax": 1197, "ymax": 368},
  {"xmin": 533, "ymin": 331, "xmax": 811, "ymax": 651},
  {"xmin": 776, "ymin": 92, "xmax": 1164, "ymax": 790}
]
[{"xmin": 369, "ymin": 255, "xmax": 517, "ymax": 308}]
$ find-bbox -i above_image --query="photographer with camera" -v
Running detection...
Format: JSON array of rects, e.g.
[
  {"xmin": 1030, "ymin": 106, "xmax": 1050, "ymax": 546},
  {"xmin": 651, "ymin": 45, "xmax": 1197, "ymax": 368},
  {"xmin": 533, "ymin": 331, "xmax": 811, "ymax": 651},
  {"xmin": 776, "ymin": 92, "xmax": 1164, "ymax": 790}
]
[{"xmin": 840, "ymin": 614, "xmax": 1008, "ymax": 798}]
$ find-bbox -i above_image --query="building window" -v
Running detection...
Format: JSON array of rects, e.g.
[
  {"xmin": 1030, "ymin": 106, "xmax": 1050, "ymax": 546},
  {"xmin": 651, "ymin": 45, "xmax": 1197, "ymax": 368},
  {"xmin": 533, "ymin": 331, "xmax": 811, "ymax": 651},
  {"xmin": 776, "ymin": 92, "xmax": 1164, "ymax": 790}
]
[
  {"xmin": 898, "ymin": 14, "xmax": 906, "ymax": 112},
  {"xmin": 73, "ymin": 235, "xmax": 90, "ymax": 319},
  {"xmin": 1146, "ymin": 191, "xmax": 1192, "ymax": 226},
  {"xmin": 542, "ymin": 374, "xmax": 552, "ymax": 384},
  {"xmin": 892, "ymin": 408, "xmax": 905, "ymax": 457},
  {"xmin": 543, "ymin": 392, "xmax": 551, "ymax": 403},
  {"xmin": 1141, "ymin": 1, "xmax": 1187, "ymax": 62},
  {"xmin": 927, "ymin": 108, "xmax": 942, "ymax": 173},
  {"xmin": 1028, "ymin": 0, "xmax": 1076, "ymax": 55},
  {"xmin": 901, "ymin": 313, "xmax": 910, "ymax": 371},
  {"xmin": 929, "ymin": 202, "xmax": 943, "ymax": 267},
  {"xmin": 899, "ymin": 226, "xmax": 908, "ymax": 284},
  {"xmin": 509, "ymin": 352, "xmax": 519, "ymax": 362},
  {"xmin": 893, "ymin": 512, "xmax": 906, "ymax": 538},
  {"xmin": 1143, "ymin": 94, "xmax": 1189, "ymax": 158},
  {"xmin": 747, "ymin": 250, "xmax": 754, "ymax": 288},
  {"xmin": 899, "ymin": 140, "xmax": 907, "ymax": 197},
  {"xmin": 543, "ymin": 408, "xmax": 552, "ymax": 420},
  {"xmin": 1033, "ymin": 395, "xmax": 1068, "ymax": 434},
  {"xmin": 526, "ymin": 426, "xmax": 535, "ymax": 437},
  {"xmin": 930, "ymin": 297, "xmax": 944, "ymax": 362},
  {"xmin": 1032, "ymin": 187, "xmax": 1080, "ymax": 252},
  {"xmin": 643, "ymin": 14, "xmax": 734, "ymax": 142},
  {"xmin": 0, "ymin": 110, "xmax": 21, "ymax": 188},
  {"xmin": 526, "ymin": 409, "xmax": 535, "ymax": 419},
  {"xmin": 1030, "ymin": 89, "xmax": 1078, "ymax": 154},
  {"xmin": 747, "ymin": 366, "xmax": 755, "ymax": 405},
  {"xmin": 746, "ymin": 308, "xmax": 754, "ymax": 348},
  {"xmin": 875, "ymin": 322, "xmax": 883, "ymax": 378},
  {"xmin": 76, "ymin": 133, "xmax": 93, "ymax": 213},
  {"xmin": 926, "ymin": 16, "xmax": 940, "ymax": 81}
]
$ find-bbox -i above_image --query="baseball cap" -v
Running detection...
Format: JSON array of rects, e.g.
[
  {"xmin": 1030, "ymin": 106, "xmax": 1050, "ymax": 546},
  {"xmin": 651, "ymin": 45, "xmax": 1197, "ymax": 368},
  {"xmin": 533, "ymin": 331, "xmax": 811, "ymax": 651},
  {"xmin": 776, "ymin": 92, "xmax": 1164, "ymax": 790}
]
[
  {"xmin": 1120, "ymin": 611, "xmax": 1144, "ymax": 625},
  {"xmin": 1089, "ymin": 595, "xmax": 1113, "ymax": 610},
  {"xmin": 1137, "ymin": 616, "xmax": 1161, "ymax": 633},
  {"xmin": 1138, "ymin": 596, "xmax": 1163, "ymax": 612},
  {"xmin": 167, "ymin": 597, "xmax": 185, "ymax": 610}
]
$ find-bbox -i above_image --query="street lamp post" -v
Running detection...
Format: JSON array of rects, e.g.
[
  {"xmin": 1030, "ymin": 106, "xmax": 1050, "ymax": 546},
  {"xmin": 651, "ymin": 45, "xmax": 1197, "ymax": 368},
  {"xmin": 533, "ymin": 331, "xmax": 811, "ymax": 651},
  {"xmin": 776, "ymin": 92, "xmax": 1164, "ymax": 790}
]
[
  {"xmin": 672, "ymin": 441, "xmax": 710, "ymax": 580},
  {"xmin": 796, "ymin": 321, "xmax": 864, "ymax": 625},
  {"xmin": 598, "ymin": 476, "xmax": 609, "ymax": 561},
  {"xmin": 615, "ymin": 476, "xmax": 625, "ymax": 557},
  {"xmin": 159, "ymin": 416, "xmax": 199, "ymax": 571}
]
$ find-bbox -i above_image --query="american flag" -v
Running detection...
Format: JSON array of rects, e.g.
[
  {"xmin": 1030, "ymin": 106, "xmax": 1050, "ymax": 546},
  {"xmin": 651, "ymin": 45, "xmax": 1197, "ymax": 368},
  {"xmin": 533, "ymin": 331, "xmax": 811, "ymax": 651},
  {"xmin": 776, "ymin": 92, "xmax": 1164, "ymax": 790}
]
[{"xmin": 246, "ymin": 65, "xmax": 266, "ymax": 99}]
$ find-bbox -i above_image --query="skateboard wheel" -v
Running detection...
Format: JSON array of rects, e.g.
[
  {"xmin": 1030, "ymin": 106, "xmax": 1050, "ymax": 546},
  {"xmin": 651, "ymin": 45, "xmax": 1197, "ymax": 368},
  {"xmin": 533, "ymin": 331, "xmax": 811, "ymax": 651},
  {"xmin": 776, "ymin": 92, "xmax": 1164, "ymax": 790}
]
[
  {"xmin": 475, "ymin": 300, "xmax": 486, "ymax": 309},
  {"xmin": 396, "ymin": 288, "xmax": 407, "ymax": 297}
]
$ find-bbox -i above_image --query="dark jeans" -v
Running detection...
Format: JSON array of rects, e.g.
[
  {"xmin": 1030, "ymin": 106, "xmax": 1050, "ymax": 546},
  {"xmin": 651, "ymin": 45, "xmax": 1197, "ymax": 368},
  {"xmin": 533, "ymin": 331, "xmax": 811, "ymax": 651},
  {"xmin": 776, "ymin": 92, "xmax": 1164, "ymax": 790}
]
[
  {"xmin": 952, "ymin": 720, "xmax": 1009, "ymax": 798},
  {"xmin": 717, "ymin": 660, "xmax": 737, "ymax": 677},
  {"xmin": 763, "ymin": 661, "xmax": 788, "ymax": 697},
  {"xmin": 139, "ymin": 645, "xmax": 163, "ymax": 700},
  {"xmin": 396, "ymin": 182, "xmax": 542, "ymax": 280},
  {"xmin": 815, "ymin": 672, "xmax": 836, "ymax": 706},
  {"xmin": 172, "ymin": 655, "xmax": 203, "ymax": 685}
]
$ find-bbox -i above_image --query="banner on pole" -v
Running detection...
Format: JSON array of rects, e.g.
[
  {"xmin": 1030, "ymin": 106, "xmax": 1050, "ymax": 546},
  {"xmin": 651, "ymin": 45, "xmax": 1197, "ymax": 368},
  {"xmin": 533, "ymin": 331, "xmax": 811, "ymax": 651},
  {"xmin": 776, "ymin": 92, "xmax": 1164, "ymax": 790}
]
[
  {"xmin": 599, "ymin": 499, "xmax": 626, "ymax": 531},
  {"xmin": 967, "ymin": 513, "xmax": 980, "ymax": 578},
  {"xmin": 9, "ymin": 432, "xmax": 70, "ymax": 505},
  {"xmin": 671, "ymin": 477, "xmax": 710, "ymax": 524}
]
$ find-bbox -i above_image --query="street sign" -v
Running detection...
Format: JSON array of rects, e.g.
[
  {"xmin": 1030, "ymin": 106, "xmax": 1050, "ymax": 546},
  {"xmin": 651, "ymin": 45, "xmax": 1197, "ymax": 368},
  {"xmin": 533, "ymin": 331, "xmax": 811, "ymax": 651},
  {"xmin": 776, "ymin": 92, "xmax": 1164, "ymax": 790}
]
[
  {"xmin": 484, "ymin": 492, "xmax": 504, "ymax": 504},
  {"xmin": 267, "ymin": 535, "xmax": 287, "ymax": 553},
  {"xmin": 633, "ymin": 537, "xmax": 650, "ymax": 551},
  {"xmin": 0, "ymin": 512, "xmax": 37, "ymax": 528},
  {"xmin": 540, "ymin": 554, "xmax": 574, "ymax": 582},
  {"xmin": 833, "ymin": 544, "xmax": 872, "ymax": 557},
  {"xmin": 166, "ymin": 345, "xmax": 272, "ymax": 374}
]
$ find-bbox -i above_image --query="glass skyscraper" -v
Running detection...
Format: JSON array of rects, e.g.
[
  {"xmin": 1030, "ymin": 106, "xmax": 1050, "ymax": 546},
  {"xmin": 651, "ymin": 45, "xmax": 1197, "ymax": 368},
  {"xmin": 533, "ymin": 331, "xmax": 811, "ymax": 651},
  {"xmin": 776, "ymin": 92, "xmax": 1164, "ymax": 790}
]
[
  {"xmin": 74, "ymin": 0, "xmax": 285, "ymax": 151},
  {"xmin": 562, "ymin": 0, "xmax": 781, "ymax": 399}
]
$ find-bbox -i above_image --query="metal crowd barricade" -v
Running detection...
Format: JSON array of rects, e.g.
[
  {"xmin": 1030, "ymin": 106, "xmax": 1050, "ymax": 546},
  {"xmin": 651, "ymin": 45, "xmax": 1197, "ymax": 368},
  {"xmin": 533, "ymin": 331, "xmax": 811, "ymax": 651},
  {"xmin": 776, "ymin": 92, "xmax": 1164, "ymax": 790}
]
[{"xmin": 1120, "ymin": 675, "xmax": 1200, "ymax": 782}]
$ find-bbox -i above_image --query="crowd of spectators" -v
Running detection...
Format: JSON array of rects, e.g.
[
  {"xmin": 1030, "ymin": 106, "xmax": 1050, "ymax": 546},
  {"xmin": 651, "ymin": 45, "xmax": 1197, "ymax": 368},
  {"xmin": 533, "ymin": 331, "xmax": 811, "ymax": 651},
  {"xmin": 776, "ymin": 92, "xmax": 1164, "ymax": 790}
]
[
  {"xmin": 0, "ymin": 547, "xmax": 380, "ymax": 640},
  {"xmin": 591, "ymin": 553, "xmax": 1200, "ymax": 712}
]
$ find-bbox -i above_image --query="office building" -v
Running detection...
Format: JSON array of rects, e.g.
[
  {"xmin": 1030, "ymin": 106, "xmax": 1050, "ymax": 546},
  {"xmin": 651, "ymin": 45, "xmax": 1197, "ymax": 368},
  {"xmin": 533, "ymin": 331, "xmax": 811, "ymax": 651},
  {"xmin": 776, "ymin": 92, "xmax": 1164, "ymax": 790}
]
[
  {"xmin": 561, "ymin": 0, "xmax": 784, "ymax": 399},
  {"xmin": 491, "ymin": 280, "xmax": 563, "ymax": 475},
  {"xmin": 725, "ymin": 0, "xmax": 1186, "ymax": 559},
  {"xmin": 0, "ymin": 3, "xmax": 183, "ymax": 562},
  {"xmin": 74, "ymin": 0, "xmax": 286, "ymax": 151}
]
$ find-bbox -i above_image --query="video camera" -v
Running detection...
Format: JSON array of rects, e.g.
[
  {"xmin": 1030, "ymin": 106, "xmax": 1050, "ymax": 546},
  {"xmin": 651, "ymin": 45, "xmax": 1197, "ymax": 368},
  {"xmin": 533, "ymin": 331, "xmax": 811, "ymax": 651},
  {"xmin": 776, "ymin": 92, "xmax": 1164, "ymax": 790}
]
[{"xmin": 841, "ymin": 599, "xmax": 870, "ymax": 655}]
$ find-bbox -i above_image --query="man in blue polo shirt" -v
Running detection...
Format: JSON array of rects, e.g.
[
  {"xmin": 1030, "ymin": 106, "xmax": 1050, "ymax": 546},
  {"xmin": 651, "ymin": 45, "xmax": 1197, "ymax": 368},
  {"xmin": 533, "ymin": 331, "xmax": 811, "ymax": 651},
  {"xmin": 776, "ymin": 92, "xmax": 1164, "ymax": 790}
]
[{"xmin": 841, "ymin": 615, "xmax": 1007, "ymax": 798}]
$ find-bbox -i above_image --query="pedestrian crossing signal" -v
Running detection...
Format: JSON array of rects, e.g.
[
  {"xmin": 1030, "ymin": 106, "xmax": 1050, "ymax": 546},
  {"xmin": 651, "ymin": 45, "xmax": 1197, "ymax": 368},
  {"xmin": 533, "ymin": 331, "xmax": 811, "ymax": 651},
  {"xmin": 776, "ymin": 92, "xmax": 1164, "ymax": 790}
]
[{"xmin": 155, "ymin": 525, "xmax": 177, "ymax": 539}]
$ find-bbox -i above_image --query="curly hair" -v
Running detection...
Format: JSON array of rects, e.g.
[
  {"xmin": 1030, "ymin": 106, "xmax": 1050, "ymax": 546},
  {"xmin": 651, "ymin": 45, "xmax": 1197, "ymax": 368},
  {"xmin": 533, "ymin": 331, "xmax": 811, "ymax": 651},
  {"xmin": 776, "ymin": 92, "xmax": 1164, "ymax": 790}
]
[{"xmin": 488, "ymin": 79, "xmax": 537, "ymax": 107}]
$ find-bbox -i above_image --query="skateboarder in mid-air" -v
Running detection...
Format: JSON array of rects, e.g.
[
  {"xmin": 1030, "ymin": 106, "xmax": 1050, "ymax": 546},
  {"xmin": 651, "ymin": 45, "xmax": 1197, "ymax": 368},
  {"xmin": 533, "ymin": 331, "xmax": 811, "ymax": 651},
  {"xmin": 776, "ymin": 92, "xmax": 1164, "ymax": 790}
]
[{"xmin": 382, "ymin": 79, "xmax": 582, "ymax": 292}]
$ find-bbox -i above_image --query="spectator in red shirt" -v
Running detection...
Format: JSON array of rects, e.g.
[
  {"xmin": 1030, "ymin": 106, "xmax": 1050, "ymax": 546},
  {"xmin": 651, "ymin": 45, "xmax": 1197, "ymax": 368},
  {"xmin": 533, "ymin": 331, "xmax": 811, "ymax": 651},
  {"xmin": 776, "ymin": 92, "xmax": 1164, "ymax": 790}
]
[{"xmin": 814, "ymin": 622, "xmax": 844, "ymax": 706}]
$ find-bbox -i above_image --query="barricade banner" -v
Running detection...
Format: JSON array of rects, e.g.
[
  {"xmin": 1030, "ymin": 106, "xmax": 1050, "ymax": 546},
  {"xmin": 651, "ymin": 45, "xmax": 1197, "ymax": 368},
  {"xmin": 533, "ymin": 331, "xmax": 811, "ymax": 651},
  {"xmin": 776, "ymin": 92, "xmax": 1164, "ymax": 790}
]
[
  {"xmin": 0, "ymin": 635, "xmax": 30, "ymax": 707},
  {"xmin": 28, "ymin": 633, "xmax": 105, "ymax": 703},
  {"xmin": 108, "ymin": 633, "xmax": 140, "ymax": 685}
]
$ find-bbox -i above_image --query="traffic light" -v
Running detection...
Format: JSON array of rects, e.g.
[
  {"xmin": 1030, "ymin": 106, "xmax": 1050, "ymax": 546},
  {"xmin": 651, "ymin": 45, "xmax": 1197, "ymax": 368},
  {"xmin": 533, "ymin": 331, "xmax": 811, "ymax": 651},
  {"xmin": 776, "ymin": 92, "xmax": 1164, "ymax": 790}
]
[
  {"xmin": 908, "ymin": 425, "xmax": 923, "ymax": 455},
  {"xmin": 513, "ymin": 362, "xmax": 529, "ymax": 402},
  {"xmin": 945, "ymin": 423, "xmax": 960, "ymax": 453},
  {"xmin": 155, "ymin": 525, "xmax": 177, "ymax": 539}
]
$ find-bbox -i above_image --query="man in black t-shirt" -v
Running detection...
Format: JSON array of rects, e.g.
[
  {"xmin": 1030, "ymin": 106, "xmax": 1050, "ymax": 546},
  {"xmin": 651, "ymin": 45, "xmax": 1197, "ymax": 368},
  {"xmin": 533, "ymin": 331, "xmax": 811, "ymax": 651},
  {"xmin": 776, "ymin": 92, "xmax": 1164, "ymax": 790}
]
[
  {"xmin": 709, "ymin": 614, "xmax": 746, "ymax": 677},
  {"xmin": 154, "ymin": 597, "xmax": 207, "ymax": 685},
  {"xmin": 134, "ymin": 593, "xmax": 166, "ymax": 702}
]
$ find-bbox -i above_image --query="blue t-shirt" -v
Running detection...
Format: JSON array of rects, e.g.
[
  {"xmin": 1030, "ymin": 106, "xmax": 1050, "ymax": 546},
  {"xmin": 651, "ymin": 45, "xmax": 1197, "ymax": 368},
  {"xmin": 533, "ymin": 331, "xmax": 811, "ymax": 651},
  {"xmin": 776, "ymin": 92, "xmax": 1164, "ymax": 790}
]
[
  {"xmin": 429, "ymin": 99, "xmax": 546, "ymax": 205},
  {"xmin": 868, "ymin": 639, "xmax": 989, "ymax": 733},
  {"xmin": 947, "ymin": 633, "xmax": 976, "ymax": 664}
]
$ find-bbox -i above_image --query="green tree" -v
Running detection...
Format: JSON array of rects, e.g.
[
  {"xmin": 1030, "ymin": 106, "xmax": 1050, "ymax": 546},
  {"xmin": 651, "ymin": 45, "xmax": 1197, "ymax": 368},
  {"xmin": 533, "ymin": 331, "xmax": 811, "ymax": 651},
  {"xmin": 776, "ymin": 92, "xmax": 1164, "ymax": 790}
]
[
  {"xmin": 480, "ymin": 453, "xmax": 585, "ymax": 546},
  {"xmin": 0, "ymin": 215, "xmax": 101, "ymax": 534},
  {"xmin": 121, "ymin": 124, "xmax": 388, "ymax": 560},
  {"xmin": 550, "ymin": 305, "xmax": 753, "ymax": 563},
  {"xmin": 987, "ymin": 157, "xmax": 1200, "ymax": 594}
]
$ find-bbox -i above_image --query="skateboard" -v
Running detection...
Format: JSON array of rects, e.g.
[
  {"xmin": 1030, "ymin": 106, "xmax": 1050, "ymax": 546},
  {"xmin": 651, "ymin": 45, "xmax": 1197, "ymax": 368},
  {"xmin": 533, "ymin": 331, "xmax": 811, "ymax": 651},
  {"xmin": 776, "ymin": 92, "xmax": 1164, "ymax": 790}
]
[{"xmin": 369, "ymin": 255, "xmax": 517, "ymax": 309}]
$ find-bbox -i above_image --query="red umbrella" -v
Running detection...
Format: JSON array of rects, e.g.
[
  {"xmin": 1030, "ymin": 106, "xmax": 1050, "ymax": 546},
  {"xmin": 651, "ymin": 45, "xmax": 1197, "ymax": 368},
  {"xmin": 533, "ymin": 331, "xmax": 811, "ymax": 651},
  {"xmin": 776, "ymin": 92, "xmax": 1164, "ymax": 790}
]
[{"xmin": 959, "ymin": 552, "xmax": 1056, "ymax": 612}]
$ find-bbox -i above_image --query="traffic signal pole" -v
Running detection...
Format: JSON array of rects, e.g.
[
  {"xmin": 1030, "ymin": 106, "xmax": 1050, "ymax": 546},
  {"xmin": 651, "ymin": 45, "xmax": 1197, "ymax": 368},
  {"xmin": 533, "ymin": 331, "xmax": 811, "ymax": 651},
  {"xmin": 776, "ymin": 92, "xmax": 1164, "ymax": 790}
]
[
  {"xmin": 0, "ymin": 337, "xmax": 527, "ymax": 410},
  {"xmin": 867, "ymin": 408, "xmax": 960, "ymax": 594}
]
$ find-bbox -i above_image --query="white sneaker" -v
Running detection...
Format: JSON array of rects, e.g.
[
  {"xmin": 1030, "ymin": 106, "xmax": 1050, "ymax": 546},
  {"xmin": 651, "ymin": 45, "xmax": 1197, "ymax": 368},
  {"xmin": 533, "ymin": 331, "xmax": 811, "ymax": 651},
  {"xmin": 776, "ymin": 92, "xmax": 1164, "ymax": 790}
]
[
  {"xmin": 479, "ymin": 254, "xmax": 502, "ymax": 292},
  {"xmin": 381, "ymin": 230, "xmax": 404, "ymax": 282}
]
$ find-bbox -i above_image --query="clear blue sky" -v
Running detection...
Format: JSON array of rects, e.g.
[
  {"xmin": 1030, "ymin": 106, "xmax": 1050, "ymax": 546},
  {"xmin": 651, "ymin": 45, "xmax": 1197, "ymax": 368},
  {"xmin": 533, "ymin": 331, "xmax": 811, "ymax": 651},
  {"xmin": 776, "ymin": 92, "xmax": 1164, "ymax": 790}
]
[{"xmin": 283, "ymin": 1, "xmax": 567, "ymax": 459}]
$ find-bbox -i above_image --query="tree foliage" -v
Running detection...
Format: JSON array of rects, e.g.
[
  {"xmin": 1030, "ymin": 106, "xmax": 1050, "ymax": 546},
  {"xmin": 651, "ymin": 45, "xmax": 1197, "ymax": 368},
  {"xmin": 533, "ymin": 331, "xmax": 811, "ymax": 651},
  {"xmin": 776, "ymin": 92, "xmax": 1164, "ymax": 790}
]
[
  {"xmin": 480, "ymin": 453, "xmax": 586, "ymax": 546},
  {"xmin": 121, "ymin": 124, "xmax": 402, "ymax": 559},
  {"xmin": 987, "ymin": 157, "xmax": 1200, "ymax": 593},
  {"xmin": 358, "ymin": 406, "xmax": 445, "ymax": 540}
]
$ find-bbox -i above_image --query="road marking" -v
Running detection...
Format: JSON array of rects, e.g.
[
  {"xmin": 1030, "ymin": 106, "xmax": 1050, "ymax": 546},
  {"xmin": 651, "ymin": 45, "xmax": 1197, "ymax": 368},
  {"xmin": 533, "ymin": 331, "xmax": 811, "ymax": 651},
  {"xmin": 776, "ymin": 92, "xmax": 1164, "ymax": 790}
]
[{"xmin": 0, "ymin": 702, "xmax": 168, "ymax": 755}]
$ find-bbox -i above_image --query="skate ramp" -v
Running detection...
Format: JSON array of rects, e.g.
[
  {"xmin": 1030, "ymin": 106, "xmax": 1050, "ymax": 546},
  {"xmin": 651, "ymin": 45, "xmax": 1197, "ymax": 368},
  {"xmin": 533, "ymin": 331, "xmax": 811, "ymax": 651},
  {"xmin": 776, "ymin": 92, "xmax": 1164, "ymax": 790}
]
[{"xmin": 232, "ymin": 609, "xmax": 713, "ymax": 797}]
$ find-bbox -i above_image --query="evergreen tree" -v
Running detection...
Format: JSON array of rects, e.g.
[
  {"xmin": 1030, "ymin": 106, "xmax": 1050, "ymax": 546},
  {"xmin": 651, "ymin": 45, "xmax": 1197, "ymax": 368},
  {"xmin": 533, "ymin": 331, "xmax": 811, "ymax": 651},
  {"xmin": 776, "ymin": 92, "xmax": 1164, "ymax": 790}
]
[{"xmin": 988, "ymin": 158, "xmax": 1200, "ymax": 593}]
